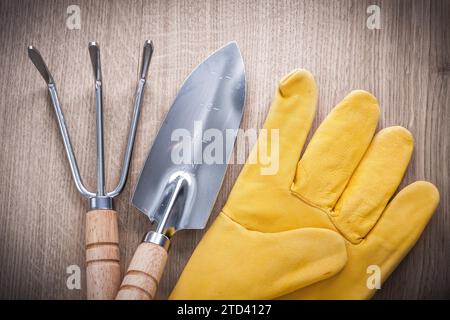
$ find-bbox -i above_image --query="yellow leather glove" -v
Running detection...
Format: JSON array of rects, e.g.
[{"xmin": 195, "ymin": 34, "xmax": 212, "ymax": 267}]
[{"xmin": 170, "ymin": 69, "xmax": 440, "ymax": 300}]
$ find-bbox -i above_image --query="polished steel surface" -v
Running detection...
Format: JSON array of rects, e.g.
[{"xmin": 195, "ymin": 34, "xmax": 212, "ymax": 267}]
[
  {"xmin": 88, "ymin": 42, "xmax": 106, "ymax": 197},
  {"xmin": 132, "ymin": 42, "xmax": 245, "ymax": 234},
  {"xmin": 108, "ymin": 40, "xmax": 154, "ymax": 198}
]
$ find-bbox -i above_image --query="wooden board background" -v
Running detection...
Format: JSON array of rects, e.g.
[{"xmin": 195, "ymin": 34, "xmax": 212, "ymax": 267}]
[{"xmin": 0, "ymin": 0, "xmax": 448, "ymax": 299}]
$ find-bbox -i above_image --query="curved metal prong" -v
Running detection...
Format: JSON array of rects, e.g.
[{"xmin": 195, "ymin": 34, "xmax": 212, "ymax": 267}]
[
  {"xmin": 88, "ymin": 42, "xmax": 102, "ymax": 81},
  {"xmin": 27, "ymin": 45, "xmax": 94, "ymax": 198},
  {"xmin": 27, "ymin": 46, "xmax": 54, "ymax": 85},
  {"xmin": 108, "ymin": 40, "xmax": 154, "ymax": 197},
  {"xmin": 140, "ymin": 40, "xmax": 153, "ymax": 80},
  {"xmin": 89, "ymin": 42, "xmax": 106, "ymax": 196}
]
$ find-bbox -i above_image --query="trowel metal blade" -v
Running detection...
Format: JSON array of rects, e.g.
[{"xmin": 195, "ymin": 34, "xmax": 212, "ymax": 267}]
[{"xmin": 132, "ymin": 42, "xmax": 245, "ymax": 232}]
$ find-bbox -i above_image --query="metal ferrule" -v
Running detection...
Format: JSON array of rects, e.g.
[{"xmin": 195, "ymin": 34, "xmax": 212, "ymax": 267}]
[
  {"xmin": 143, "ymin": 231, "xmax": 170, "ymax": 251},
  {"xmin": 88, "ymin": 196, "xmax": 113, "ymax": 210}
]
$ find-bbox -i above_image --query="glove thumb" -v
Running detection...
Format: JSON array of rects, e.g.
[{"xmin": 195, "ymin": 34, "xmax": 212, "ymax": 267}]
[{"xmin": 170, "ymin": 213, "xmax": 347, "ymax": 299}]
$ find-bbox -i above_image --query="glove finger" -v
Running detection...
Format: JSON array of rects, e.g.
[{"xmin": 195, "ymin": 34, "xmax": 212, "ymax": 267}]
[
  {"xmin": 238, "ymin": 69, "xmax": 317, "ymax": 187},
  {"xmin": 291, "ymin": 90, "xmax": 380, "ymax": 209},
  {"xmin": 361, "ymin": 181, "xmax": 439, "ymax": 283},
  {"xmin": 281, "ymin": 181, "xmax": 439, "ymax": 300},
  {"xmin": 331, "ymin": 126, "xmax": 413, "ymax": 244},
  {"xmin": 169, "ymin": 213, "xmax": 347, "ymax": 300}
]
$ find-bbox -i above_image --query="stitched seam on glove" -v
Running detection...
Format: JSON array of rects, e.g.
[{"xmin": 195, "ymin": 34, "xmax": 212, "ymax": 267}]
[
  {"xmin": 222, "ymin": 188, "xmax": 356, "ymax": 248},
  {"xmin": 288, "ymin": 187, "xmax": 360, "ymax": 244}
]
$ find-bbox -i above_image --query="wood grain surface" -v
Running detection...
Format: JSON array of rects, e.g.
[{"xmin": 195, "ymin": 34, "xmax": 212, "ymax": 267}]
[{"xmin": 0, "ymin": 0, "xmax": 448, "ymax": 299}]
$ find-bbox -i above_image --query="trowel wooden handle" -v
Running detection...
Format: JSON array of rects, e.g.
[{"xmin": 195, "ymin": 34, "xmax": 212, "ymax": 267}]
[
  {"xmin": 116, "ymin": 242, "xmax": 168, "ymax": 300},
  {"xmin": 85, "ymin": 209, "xmax": 121, "ymax": 300}
]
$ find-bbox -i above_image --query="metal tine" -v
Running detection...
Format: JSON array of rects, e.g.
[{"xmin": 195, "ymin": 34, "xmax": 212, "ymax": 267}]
[
  {"xmin": 27, "ymin": 46, "xmax": 54, "ymax": 85},
  {"xmin": 27, "ymin": 46, "xmax": 95, "ymax": 198},
  {"xmin": 88, "ymin": 42, "xmax": 106, "ymax": 197},
  {"xmin": 28, "ymin": 42, "xmax": 153, "ymax": 208},
  {"xmin": 107, "ymin": 40, "xmax": 154, "ymax": 197}
]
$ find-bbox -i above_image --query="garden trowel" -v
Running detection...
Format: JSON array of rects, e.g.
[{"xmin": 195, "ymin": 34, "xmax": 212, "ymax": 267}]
[{"xmin": 116, "ymin": 42, "xmax": 245, "ymax": 300}]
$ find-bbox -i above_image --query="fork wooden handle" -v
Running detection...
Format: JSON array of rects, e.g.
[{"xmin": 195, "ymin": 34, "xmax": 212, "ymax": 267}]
[
  {"xmin": 116, "ymin": 242, "xmax": 168, "ymax": 300},
  {"xmin": 86, "ymin": 209, "xmax": 121, "ymax": 300}
]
